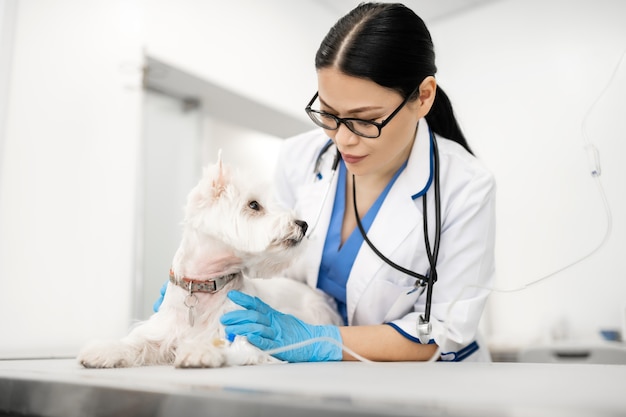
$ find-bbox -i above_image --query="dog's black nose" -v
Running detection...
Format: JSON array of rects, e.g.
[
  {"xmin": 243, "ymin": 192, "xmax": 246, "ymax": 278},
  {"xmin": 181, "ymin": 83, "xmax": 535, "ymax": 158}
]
[{"xmin": 295, "ymin": 220, "xmax": 308, "ymax": 235}]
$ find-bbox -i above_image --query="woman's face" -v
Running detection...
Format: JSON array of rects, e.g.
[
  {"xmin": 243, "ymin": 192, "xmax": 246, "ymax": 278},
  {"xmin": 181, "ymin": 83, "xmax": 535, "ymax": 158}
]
[{"xmin": 316, "ymin": 67, "xmax": 431, "ymax": 180}]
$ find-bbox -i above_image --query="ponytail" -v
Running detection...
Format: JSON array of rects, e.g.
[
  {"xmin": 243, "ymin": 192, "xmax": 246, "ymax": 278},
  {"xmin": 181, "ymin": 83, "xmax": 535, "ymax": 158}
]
[{"xmin": 426, "ymin": 86, "xmax": 473, "ymax": 154}]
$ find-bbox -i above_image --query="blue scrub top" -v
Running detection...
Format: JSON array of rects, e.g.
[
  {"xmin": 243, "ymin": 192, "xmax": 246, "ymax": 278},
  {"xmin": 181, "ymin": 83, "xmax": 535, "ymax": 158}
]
[{"xmin": 317, "ymin": 160, "xmax": 407, "ymax": 324}]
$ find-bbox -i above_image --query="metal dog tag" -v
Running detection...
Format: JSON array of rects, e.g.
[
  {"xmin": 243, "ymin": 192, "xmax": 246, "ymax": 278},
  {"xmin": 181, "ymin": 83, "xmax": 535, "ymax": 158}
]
[{"xmin": 184, "ymin": 284, "xmax": 199, "ymax": 327}]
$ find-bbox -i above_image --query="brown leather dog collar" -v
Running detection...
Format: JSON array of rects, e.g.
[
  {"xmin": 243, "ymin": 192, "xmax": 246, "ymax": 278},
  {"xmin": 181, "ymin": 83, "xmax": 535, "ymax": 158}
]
[{"xmin": 169, "ymin": 269, "xmax": 241, "ymax": 293}]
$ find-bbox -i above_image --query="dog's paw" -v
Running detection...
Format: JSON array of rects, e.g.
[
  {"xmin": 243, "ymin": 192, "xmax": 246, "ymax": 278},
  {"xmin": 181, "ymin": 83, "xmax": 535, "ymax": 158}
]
[
  {"xmin": 224, "ymin": 336, "xmax": 282, "ymax": 366},
  {"xmin": 77, "ymin": 340, "xmax": 138, "ymax": 369},
  {"xmin": 174, "ymin": 340, "xmax": 226, "ymax": 368}
]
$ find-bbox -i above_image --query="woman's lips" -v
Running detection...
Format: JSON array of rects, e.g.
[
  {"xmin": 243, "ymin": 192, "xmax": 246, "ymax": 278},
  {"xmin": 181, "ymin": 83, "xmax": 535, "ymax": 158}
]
[{"xmin": 341, "ymin": 153, "xmax": 366, "ymax": 164}]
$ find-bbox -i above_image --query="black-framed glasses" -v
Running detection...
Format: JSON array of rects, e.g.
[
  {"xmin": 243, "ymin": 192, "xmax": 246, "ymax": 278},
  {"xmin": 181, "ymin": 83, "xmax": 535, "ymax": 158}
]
[{"xmin": 304, "ymin": 85, "xmax": 419, "ymax": 139}]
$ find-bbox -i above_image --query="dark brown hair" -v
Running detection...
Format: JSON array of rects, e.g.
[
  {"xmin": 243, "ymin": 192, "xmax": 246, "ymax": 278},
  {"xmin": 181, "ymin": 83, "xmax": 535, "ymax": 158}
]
[{"xmin": 315, "ymin": 2, "xmax": 472, "ymax": 153}]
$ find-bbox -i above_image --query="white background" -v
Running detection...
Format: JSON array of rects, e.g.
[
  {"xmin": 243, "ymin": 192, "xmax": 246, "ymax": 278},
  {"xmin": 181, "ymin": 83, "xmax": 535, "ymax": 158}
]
[{"xmin": 0, "ymin": 0, "xmax": 625, "ymax": 358}]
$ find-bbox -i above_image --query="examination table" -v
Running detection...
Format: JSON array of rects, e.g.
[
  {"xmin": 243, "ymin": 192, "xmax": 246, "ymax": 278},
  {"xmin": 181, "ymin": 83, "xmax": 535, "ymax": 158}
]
[{"xmin": 1, "ymin": 358, "xmax": 625, "ymax": 417}]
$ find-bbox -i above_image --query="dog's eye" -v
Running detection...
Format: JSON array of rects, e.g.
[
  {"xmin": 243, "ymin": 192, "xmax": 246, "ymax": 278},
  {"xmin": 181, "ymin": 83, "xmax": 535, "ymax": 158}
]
[{"xmin": 248, "ymin": 200, "xmax": 261, "ymax": 211}]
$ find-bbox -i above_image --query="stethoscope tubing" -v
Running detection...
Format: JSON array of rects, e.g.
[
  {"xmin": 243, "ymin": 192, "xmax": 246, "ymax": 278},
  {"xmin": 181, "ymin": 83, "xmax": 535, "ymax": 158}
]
[
  {"xmin": 352, "ymin": 128, "xmax": 440, "ymax": 324},
  {"xmin": 311, "ymin": 127, "xmax": 442, "ymax": 326}
]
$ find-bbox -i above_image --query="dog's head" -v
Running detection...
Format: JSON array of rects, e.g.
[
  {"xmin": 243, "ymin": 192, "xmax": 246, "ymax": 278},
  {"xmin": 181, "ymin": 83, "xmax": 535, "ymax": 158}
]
[{"xmin": 181, "ymin": 155, "xmax": 308, "ymax": 277}]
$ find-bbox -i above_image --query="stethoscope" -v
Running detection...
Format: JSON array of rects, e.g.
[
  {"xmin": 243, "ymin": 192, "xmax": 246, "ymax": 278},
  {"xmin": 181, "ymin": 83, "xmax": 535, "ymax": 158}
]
[{"xmin": 309, "ymin": 127, "xmax": 441, "ymax": 337}]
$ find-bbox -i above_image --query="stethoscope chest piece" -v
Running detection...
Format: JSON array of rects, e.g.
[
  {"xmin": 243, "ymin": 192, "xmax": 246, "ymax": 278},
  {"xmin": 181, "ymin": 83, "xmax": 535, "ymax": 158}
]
[{"xmin": 418, "ymin": 314, "xmax": 432, "ymax": 338}]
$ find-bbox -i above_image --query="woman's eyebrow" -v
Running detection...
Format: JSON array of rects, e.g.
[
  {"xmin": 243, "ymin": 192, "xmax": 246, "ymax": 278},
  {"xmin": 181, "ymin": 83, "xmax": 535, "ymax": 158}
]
[{"xmin": 319, "ymin": 96, "xmax": 384, "ymax": 114}]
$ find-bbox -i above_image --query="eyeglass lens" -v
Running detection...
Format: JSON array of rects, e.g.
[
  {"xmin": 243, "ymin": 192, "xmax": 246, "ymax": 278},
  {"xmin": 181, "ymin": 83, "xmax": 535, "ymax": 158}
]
[{"xmin": 307, "ymin": 111, "xmax": 381, "ymax": 138}]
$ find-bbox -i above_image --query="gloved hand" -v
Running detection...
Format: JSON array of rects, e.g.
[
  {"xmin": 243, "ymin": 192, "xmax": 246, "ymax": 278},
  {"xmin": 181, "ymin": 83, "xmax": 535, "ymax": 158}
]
[
  {"xmin": 152, "ymin": 281, "xmax": 168, "ymax": 312},
  {"xmin": 220, "ymin": 290, "xmax": 343, "ymax": 362}
]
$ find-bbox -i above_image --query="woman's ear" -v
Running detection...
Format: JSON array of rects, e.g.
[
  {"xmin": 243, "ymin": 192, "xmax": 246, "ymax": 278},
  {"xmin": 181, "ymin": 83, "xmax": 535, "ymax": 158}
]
[{"xmin": 416, "ymin": 76, "xmax": 437, "ymax": 118}]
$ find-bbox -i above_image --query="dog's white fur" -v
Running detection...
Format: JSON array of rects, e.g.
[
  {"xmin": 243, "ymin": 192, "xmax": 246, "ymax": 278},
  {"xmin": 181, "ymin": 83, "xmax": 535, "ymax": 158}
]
[{"xmin": 78, "ymin": 157, "xmax": 342, "ymax": 368}]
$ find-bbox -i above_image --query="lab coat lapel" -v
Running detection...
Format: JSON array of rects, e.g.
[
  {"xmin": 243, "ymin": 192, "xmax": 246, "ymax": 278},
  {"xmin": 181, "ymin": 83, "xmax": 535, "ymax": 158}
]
[
  {"xmin": 296, "ymin": 170, "xmax": 339, "ymax": 289},
  {"xmin": 346, "ymin": 120, "xmax": 434, "ymax": 324}
]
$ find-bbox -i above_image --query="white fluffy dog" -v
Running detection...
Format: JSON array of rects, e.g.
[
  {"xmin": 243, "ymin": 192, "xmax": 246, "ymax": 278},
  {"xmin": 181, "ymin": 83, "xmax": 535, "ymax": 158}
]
[{"xmin": 78, "ymin": 157, "xmax": 342, "ymax": 368}]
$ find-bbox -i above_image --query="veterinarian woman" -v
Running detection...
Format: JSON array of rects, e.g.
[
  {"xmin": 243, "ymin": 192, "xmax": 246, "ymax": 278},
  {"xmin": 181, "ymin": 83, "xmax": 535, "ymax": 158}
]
[
  {"xmin": 157, "ymin": 2, "xmax": 496, "ymax": 362},
  {"xmin": 220, "ymin": 2, "xmax": 496, "ymax": 363}
]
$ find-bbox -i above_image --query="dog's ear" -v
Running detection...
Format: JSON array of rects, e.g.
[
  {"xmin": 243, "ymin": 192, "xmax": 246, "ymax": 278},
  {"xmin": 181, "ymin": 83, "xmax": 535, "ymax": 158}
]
[{"xmin": 212, "ymin": 151, "xmax": 228, "ymax": 199}]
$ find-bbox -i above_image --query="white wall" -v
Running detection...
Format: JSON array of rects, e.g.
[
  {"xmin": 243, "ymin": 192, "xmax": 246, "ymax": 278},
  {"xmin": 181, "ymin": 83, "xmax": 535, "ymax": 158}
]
[
  {"xmin": 142, "ymin": 0, "xmax": 337, "ymax": 122},
  {"xmin": 430, "ymin": 0, "xmax": 626, "ymax": 347},
  {"xmin": 0, "ymin": 0, "xmax": 17, "ymax": 192},
  {"xmin": 0, "ymin": 0, "xmax": 144, "ymax": 357},
  {"xmin": 1, "ymin": 0, "xmax": 625, "ymax": 358}
]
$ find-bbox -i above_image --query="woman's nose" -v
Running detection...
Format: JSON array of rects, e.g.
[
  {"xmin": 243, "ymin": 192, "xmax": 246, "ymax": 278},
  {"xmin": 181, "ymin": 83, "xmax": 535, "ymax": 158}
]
[{"xmin": 333, "ymin": 123, "xmax": 360, "ymax": 147}]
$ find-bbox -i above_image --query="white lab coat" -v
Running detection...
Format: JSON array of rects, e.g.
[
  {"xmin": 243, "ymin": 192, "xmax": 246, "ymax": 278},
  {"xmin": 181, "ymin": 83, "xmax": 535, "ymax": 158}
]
[{"xmin": 274, "ymin": 119, "xmax": 496, "ymax": 362}]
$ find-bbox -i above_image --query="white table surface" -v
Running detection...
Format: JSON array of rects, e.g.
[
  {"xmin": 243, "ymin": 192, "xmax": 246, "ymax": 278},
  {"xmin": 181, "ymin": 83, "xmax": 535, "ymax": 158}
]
[{"xmin": 1, "ymin": 358, "xmax": 625, "ymax": 417}]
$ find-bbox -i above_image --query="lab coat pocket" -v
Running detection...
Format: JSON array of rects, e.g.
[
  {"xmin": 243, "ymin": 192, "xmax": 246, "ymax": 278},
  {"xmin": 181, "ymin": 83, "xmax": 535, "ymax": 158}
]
[
  {"xmin": 382, "ymin": 284, "xmax": 422, "ymax": 322},
  {"xmin": 355, "ymin": 279, "xmax": 421, "ymax": 324}
]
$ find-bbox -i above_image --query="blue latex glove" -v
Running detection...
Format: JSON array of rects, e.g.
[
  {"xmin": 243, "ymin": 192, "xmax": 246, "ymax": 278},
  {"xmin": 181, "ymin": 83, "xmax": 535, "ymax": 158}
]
[
  {"xmin": 220, "ymin": 290, "xmax": 343, "ymax": 362},
  {"xmin": 152, "ymin": 281, "xmax": 168, "ymax": 312}
]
